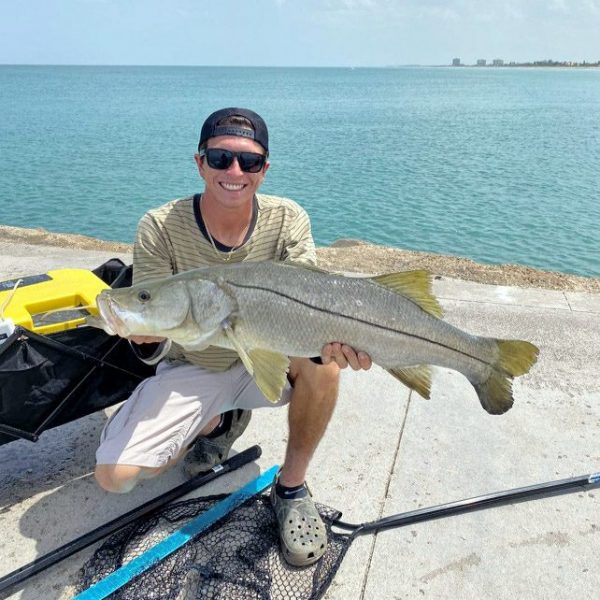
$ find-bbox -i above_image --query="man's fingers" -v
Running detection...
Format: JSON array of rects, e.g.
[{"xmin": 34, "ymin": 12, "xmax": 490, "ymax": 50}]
[
  {"xmin": 321, "ymin": 343, "xmax": 372, "ymax": 370},
  {"xmin": 322, "ymin": 342, "xmax": 347, "ymax": 368},
  {"xmin": 341, "ymin": 344, "xmax": 361, "ymax": 370},
  {"xmin": 330, "ymin": 343, "xmax": 347, "ymax": 368},
  {"xmin": 321, "ymin": 343, "xmax": 333, "ymax": 365},
  {"xmin": 357, "ymin": 351, "xmax": 372, "ymax": 370},
  {"xmin": 129, "ymin": 335, "xmax": 166, "ymax": 344}
]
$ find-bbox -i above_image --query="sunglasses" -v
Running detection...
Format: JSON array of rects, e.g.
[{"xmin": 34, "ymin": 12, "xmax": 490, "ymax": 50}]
[{"xmin": 199, "ymin": 148, "xmax": 267, "ymax": 173}]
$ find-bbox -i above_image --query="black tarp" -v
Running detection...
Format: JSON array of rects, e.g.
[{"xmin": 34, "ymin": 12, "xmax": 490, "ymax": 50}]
[{"xmin": 0, "ymin": 260, "xmax": 155, "ymax": 446}]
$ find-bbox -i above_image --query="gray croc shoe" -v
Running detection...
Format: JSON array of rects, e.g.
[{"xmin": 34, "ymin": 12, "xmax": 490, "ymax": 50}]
[
  {"xmin": 270, "ymin": 480, "xmax": 327, "ymax": 567},
  {"xmin": 183, "ymin": 409, "xmax": 252, "ymax": 477}
]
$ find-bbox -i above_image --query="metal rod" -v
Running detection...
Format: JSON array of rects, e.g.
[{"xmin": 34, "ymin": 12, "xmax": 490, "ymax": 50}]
[
  {"xmin": 0, "ymin": 444, "xmax": 262, "ymax": 595},
  {"xmin": 334, "ymin": 471, "xmax": 600, "ymax": 535},
  {"xmin": 0, "ymin": 423, "xmax": 39, "ymax": 442}
]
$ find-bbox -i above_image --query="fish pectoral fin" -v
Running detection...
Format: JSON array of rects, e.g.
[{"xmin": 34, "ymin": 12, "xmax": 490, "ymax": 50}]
[
  {"xmin": 221, "ymin": 321, "xmax": 255, "ymax": 374},
  {"xmin": 387, "ymin": 365, "xmax": 432, "ymax": 399},
  {"xmin": 248, "ymin": 349, "xmax": 290, "ymax": 404},
  {"xmin": 371, "ymin": 271, "xmax": 443, "ymax": 318}
]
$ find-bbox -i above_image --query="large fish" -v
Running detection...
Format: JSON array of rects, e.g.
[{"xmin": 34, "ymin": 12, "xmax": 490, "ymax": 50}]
[{"xmin": 90, "ymin": 261, "xmax": 538, "ymax": 414}]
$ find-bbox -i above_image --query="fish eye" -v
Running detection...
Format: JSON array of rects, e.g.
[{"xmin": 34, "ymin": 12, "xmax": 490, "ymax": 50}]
[{"xmin": 137, "ymin": 290, "xmax": 151, "ymax": 303}]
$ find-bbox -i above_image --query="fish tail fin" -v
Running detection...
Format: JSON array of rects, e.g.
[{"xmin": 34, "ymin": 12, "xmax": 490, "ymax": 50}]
[{"xmin": 474, "ymin": 340, "xmax": 539, "ymax": 415}]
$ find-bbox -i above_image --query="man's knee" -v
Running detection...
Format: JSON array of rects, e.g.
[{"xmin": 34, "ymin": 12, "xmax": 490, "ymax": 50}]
[{"xmin": 95, "ymin": 463, "xmax": 153, "ymax": 494}]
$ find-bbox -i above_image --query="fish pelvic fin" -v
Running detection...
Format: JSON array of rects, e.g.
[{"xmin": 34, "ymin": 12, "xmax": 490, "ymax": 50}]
[
  {"xmin": 475, "ymin": 339, "xmax": 539, "ymax": 415},
  {"xmin": 388, "ymin": 365, "xmax": 432, "ymax": 399},
  {"xmin": 371, "ymin": 271, "xmax": 443, "ymax": 318},
  {"xmin": 222, "ymin": 321, "xmax": 289, "ymax": 403}
]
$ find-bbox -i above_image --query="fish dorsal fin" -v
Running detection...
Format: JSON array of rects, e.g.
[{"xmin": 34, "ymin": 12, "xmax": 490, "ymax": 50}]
[
  {"xmin": 221, "ymin": 321, "xmax": 289, "ymax": 403},
  {"xmin": 387, "ymin": 365, "xmax": 432, "ymax": 399},
  {"xmin": 371, "ymin": 270, "xmax": 443, "ymax": 318}
]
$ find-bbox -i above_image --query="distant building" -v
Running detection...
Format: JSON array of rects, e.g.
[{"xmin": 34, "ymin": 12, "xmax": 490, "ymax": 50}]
[
  {"xmin": 492, "ymin": 58, "xmax": 504, "ymax": 66},
  {"xmin": 476, "ymin": 59, "xmax": 486, "ymax": 66},
  {"xmin": 452, "ymin": 58, "xmax": 461, "ymax": 66}
]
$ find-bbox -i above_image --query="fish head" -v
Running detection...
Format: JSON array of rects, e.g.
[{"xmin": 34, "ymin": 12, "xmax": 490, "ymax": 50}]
[{"xmin": 95, "ymin": 279, "xmax": 192, "ymax": 339}]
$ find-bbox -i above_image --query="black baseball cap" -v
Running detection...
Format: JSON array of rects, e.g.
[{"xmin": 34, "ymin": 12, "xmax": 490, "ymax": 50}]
[{"xmin": 198, "ymin": 107, "xmax": 269, "ymax": 153}]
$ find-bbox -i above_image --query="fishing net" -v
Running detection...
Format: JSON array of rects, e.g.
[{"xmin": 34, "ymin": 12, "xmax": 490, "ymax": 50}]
[{"xmin": 78, "ymin": 493, "xmax": 354, "ymax": 600}]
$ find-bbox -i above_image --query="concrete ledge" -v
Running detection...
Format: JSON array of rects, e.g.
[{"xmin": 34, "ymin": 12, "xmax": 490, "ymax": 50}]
[{"xmin": 0, "ymin": 247, "xmax": 598, "ymax": 600}]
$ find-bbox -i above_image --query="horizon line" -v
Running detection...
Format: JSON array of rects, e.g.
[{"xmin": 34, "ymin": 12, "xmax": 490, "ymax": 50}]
[{"xmin": 0, "ymin": 62, "xmax": 466, "ymax": 69}]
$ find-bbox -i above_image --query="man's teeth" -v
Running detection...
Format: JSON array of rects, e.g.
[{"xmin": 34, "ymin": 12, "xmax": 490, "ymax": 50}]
[{"xmin": 220, "ymin": 183, "xmax": 245, "ymax": 191}]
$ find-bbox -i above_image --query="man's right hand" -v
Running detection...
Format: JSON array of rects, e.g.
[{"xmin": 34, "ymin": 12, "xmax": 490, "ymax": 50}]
[{"xmin": 128, "ymin": 335, "xmax": 167, "ymax": 345}]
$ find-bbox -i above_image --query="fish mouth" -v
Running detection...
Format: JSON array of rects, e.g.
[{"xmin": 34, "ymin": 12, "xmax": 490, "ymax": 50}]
[{"xmin": 97, "ymin": 294, "xmax": 131, "ymax": 338}]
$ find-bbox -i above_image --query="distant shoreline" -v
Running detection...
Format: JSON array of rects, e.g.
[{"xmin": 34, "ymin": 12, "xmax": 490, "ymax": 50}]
[
  {"xmin": 1, "ymin": 224, "xmax": 598, "ymax": 293},
  {"xmin": 2, "ymin": 63, "xmax": 599, "ymax": 69},
  {"xmin": 448, "ymin": 64, "xmax": 600, "ymax": 69}
]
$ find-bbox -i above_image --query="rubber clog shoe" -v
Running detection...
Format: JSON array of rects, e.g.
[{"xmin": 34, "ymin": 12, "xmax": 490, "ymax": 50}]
[
  {"xmin": 270, "ymin": 481, "xmax": 327, "ymax": 567},
  {"xmin": 183, "ymin": 409, "xmax": 251, "ymax": 477}
]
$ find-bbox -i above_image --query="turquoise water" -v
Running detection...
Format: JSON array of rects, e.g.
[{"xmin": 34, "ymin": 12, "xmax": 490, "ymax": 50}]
[{"xmin": 1, "ymin": 65, "xmax": 599, "ymax": 277}]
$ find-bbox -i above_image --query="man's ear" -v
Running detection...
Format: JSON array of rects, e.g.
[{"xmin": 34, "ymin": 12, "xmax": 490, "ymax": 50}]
[{"xmin": 194, "ymin": 153, "xmax": 205, "ymax": 179}]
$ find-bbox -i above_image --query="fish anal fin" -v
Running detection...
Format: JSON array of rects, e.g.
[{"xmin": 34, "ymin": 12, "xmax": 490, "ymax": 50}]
[
  {"xmin": 248, "ymin": 349, "xmax": 290, "ymax": 404},
  {"xmin": 388, "ymin": 365, "xmax": 432, "ymax": 399},
  {"xmin": 371, "ymin": 271, "xmax": 443, "ymax": 318}
]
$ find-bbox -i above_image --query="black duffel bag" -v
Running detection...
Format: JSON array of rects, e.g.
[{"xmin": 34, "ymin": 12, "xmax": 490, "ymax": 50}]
[{"xmin": 0, "ymin": 259, "xmax": 155, "ymax": 446}]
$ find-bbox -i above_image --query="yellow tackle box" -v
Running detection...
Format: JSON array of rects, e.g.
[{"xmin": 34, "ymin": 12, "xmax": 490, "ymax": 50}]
[{"xmin": 0, "ymin": 268, "xmax": 109, "ymax": 335}]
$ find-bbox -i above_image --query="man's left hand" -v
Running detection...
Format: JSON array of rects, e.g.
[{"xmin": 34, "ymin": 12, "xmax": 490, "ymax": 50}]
[{"xmin": 321, "ymin": 343, "xmax": 372, "ymax": 370}]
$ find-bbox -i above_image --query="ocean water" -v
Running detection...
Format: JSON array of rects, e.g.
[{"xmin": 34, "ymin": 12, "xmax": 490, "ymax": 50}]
[{"xmin": 0, "ymin": 65, "xmax": 599, "ymax": 277}]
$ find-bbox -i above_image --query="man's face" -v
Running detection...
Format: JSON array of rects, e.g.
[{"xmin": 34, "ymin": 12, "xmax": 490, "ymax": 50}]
[{"xmin": 195, "ymin": 135, "xmax": 269, "ymax": 208}]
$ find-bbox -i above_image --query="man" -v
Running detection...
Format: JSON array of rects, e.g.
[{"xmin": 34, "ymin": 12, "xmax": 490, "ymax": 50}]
[{"xmin": 94, "ymin": 107, "xmax": 371, "ymax": 567}]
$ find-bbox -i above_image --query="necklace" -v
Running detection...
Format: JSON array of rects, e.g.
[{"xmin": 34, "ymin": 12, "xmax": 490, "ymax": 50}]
[
  {"xmin": 200, "ymin": 198, "xmax": 248, "ymax": 262},
  {"xmin": 204, "ymin": 224, "xmax": 241, "ymax": 262}
]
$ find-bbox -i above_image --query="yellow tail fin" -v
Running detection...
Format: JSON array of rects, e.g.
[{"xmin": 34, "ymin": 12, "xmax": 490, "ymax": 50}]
[{"xmin": 475, "ymin": 340, "xmax": 539, "ymax": 415}]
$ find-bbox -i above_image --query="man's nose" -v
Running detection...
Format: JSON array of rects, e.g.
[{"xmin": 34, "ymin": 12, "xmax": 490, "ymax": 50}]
[{"xmin": 226, "ymin": 157, "xmax": 244, "ymax": 175}]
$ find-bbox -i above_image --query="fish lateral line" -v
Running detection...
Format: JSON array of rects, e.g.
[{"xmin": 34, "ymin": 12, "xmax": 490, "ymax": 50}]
[{"xmin": 224, "ymin": 279, "xmax": 489, "ymax": 367}]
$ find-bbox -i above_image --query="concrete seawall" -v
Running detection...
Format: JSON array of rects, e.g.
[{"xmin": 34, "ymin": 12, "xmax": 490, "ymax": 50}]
[{"xmin": 0, "ymin": 225, "xmax": 599, "ymax": 600}]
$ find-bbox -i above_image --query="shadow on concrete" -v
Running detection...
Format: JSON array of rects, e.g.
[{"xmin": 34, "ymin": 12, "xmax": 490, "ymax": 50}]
[{"xmin": 0, "ymin": 412, "xmax": 109, "ymax": 510}]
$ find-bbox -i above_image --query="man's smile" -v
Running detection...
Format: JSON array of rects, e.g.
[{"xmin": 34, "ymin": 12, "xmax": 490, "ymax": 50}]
[{"xmin": 219, "ymin": 182, "xmax": 246, "ymax": 191}]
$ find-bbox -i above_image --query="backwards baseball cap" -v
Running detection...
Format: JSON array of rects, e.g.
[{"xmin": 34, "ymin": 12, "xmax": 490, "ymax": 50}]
[{"xmin": 198, "ymin": 107, "xmax": 269, "ymax": 153}]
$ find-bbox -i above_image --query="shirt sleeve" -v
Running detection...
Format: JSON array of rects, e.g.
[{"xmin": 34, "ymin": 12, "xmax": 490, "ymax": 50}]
[
  {"xmin": 281, "ymin": 204, "xmax": 318, "ymax": 266},
  {"xmin": 132, "ymin": 212, "xmax": 175, "ymax": 285}
]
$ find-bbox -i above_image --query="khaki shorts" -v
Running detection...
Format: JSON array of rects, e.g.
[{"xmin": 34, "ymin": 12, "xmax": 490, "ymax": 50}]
[{"xmin": 95, "ymin": 360, "xmax": 291, "ymax": 468}]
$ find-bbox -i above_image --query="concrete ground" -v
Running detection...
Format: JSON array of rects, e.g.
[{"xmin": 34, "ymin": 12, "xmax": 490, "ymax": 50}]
[{"xmin": 0, "ymin": 244, "xmax": 598, "ymax": 600}]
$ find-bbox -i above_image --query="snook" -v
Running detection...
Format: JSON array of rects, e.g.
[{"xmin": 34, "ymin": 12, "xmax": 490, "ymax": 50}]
[{"xmin": 92, "ymin": 262, "xmax": 538, "ymax": 415}]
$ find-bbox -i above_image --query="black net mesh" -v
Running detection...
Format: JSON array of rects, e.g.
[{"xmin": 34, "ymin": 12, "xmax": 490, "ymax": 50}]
[{"xmin": 78, "ymin": 493, "xmax": 354, "ymax": 600}]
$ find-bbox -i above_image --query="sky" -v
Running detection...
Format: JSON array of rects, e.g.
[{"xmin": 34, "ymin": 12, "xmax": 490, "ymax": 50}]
[{"xmin": 1, "ymin": 0, "xmax": 599, "ymax": 67}]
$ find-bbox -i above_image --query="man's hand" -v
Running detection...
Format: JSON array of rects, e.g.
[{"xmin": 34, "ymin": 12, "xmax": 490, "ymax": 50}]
[
  {"xmin": 321, "ymin": 343, "xmax": 372, "ymax": 371},
  {"xmin": 128, "ymin": 335, "xmax": 167, "ymax": 345}
]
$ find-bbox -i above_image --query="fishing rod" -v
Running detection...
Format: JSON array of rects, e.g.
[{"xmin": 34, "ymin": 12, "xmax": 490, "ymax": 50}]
[
  {"xmin": 333, "ymin": 470, "xmax": 600, "ymax": 535},
  {"xmin": 0, "ymin": 444, "xmax": 262, "ymax": 596}
]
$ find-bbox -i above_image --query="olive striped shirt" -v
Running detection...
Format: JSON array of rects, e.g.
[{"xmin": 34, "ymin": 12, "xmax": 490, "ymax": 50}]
[{"xmin": 132, "ymin": 193, "xmax": 317, "ymax": 371}]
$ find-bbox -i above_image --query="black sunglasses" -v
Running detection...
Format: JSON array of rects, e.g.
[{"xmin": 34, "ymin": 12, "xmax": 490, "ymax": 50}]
[{"xmin": 199, "ymin": 148, "xmax": 267, "ymax": 173}]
